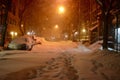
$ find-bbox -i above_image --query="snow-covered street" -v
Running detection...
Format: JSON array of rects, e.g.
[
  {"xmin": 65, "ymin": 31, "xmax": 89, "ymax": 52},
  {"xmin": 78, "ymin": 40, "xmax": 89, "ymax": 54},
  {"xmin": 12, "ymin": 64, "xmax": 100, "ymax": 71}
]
[
  {"xmin": 0, "ymin": 40, "xmax": 120, "ymax": 80},
  {"xmin": 1, "ymin": 0, "xmax": 120, "ymax": 79}
]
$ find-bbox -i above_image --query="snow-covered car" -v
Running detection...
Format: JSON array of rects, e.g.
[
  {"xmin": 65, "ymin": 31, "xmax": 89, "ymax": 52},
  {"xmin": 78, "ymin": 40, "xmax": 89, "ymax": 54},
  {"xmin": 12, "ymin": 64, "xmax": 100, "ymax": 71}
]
[{"xmin": 7, "ymin": 35, "xmax": 37, "ymax": 50}]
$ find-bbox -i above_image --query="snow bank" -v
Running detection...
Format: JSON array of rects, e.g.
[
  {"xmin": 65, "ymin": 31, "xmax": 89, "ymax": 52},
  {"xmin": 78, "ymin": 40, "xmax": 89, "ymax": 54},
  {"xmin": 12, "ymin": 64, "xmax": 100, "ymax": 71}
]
[
  {"xmin": 88, "ymin": 40, "xmax": 102, "ymax": 51},
  {"xmin": 67, "ymin": 43, "xmax": 92, "ymax": 53},
  {"xmin": 34, "ymin": 37, "xmax": 47, "ymax": 44}
]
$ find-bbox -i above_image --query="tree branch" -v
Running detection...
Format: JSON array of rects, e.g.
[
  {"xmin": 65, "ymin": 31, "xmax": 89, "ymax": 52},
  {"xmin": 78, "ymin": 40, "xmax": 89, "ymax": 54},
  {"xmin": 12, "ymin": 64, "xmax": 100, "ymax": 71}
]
[
  {"xmin": 108, "ymin": 0, "xmax": 115, "ymax": 12},
  {"xmin": 96, "ymin": 0, "xmax": 103, "ymax": 7}
]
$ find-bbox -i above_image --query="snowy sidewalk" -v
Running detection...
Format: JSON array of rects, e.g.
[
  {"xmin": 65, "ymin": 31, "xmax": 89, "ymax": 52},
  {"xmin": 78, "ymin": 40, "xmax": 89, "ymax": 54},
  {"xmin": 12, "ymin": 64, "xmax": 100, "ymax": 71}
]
[
  {"xmin": 0, "ymin": 53, "xmax": 78, "ymax": 80},
  {"xmin": 72, "ymin": 50, "xmax": 120, "ymax": 80}
]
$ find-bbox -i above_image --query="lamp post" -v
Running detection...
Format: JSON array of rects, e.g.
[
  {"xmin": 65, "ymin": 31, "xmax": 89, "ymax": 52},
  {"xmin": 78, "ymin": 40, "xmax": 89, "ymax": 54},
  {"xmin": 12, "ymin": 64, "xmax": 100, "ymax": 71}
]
[
  {"xmin": 56, "ymin": 6, "xmax": 65, "ymax": 40},
  {"xmin": 53, "ymin": 24, "xmax": 59, "ymax": 40}
]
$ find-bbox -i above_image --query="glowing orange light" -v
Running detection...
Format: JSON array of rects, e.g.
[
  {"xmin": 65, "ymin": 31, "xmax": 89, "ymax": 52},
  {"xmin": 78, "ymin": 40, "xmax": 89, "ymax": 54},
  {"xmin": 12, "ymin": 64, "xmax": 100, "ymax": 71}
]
[
  {"xmin": 82, "ymin": 29, "xmax": 86, "ymax": 33},
  {"xmin": 55, "ymin": 25, "xmax": 59, "ymax": 29},
  {"xmin": 58, "ymin": 6, "xmax": 65, "ymax": 14}
]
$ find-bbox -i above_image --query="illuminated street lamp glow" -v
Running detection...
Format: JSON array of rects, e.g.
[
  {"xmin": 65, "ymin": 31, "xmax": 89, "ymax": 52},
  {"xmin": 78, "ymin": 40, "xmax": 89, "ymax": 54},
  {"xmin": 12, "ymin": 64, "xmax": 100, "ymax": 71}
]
[
  {"xmin": 10, "ymin": 31, "xmax": 18, "ymax": 39},
  {"xmin": 82, "ymin": 29, "xmax": 86, "ymax": 33},
  {"xmin": 55, "ymin": 25, "xmax": 59, "ymax": 29},
  {"xmin": 75, "ymin": 31, "xmax": 78, "ymax": 34},
  {"xmin": 58, "ymin": 6, "xmax": 65, "ymax": 14},
  {"xmin": 65, "ymin": 34, "xmax": 68, "ymax": 38},
  {"xmin": 21, "ymin": 24, "xmax": 24, "ymax": 27},
  {"xmin": 10, "ymin": 31, "xmax": 14, "ymax": 36},
  {"xmin": 14, "ymin": 32, "xmax": 18, "ymax": 36},
  {"xmin": 27, "ymin": 32, "xmax": 31, "ymax": 35}
]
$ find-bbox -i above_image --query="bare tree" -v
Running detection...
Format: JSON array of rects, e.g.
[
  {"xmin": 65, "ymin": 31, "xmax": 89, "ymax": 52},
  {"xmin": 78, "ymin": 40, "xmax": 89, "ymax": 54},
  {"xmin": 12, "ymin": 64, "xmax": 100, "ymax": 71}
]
[
  {"xmin": 18, "ymin": 0, "xmax": 34, "ymax": 35},
  {"xmin": 96, "ymin": 0, "xmax": 115, "ymax": 49}
]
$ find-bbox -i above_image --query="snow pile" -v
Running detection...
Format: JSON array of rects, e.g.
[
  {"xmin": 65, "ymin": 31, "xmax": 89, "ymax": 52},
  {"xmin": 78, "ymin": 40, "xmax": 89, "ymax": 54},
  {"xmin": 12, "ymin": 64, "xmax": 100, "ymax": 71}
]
[
  {"xmin": 88, "ymin": 40, "xmax": 102, "ymax": 51},
  {"xmin": 34, "ymin": 37, "xmax": 47, "ymax": 44},
  {"xmin": 77, "ymin": 45, "xmax": 92, "ymax": 52},
  {"xmin": 72, "ymin": 50, "xmax": 120, "ymax": 80},
  {"xmin": 67, "ymin": 44, "xmax": 92, "ymax": 53}
]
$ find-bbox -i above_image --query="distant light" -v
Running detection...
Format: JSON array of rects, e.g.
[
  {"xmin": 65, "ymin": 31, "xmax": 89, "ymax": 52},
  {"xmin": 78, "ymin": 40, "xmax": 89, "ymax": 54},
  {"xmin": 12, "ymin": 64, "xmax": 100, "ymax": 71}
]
[
  {"xmin": 14, "ymin": 32, "xmax": 18, "ymax": 36},
  {"xmin": 10, "ymin": 31, "xmax": 14, "ymax": 35},
  {"xmin": 27, "ymin": 32, "xmax": 31, "ymax": 35},
  {"xmin": 10, "ymin": 31, "xmax": 18, "ymax": 39},
  {"xmin": 27, "ymin": 31, "xmax": 35, "ymax": 35},
  {"xmin": 74, "ymin": 31, "xmax": 78, "ymax": 36},
  {"xmin": 74, "ymin": 31, "xmax": 78, "ymax": 35},
  {"xmin": 82, "ymin": 29, "xmax": 86, "ymax": 33},
  {"xmin": 55, "ymin": 25, "xmax": 59, "ymax": 29},
  {"xmin": 65, "ymin": 34, "xmax": 68, "ymax": 38},
  {"xmin": 21, "ymin": 24, "xmax": 24, "ymax": 27},
  {"xmin": 58, "ymin": 6, "xmax": 65, "ymax": 14}
]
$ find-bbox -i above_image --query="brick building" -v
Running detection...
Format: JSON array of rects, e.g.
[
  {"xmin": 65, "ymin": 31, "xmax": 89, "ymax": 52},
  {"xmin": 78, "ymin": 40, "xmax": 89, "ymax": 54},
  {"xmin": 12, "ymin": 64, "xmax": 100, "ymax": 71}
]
[
  {"xmin": 80, "ymin": 0, "xmax": 120, "ymax": 51},
  {"xmin": 6, "ymin": 0, "xmax": 21, "ymax": 40},
  {"xmin": 77, "ymin": 0, "xmax": 101, "ymax": 44}
]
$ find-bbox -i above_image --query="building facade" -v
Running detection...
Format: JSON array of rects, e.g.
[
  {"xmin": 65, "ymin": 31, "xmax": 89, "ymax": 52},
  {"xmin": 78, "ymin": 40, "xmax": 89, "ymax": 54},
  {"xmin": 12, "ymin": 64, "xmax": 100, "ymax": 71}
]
[
  {"xmin": 80, "ymin": 0, "xmax": 120, "ymax": 51},
  {"xmin": 89, "ymin": 0, "xmax": 102, "ymax": 44},
  {"xmin": 77, "ymin": 0, "xmax": 101, "ymax": 44},
  {"xmin": 7, "ymin": 0, "xmax": 21, "ymax": 40}
]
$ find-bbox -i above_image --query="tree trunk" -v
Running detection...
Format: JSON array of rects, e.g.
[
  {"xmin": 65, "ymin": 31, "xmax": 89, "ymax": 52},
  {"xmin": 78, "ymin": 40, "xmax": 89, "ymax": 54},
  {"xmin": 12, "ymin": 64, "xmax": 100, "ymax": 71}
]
[
  {"xmin": 103, "ymin": 12, "xmax": 109, "ymax": 49},
  {"xmin": 1, "ymin": 1, "xmax": 9, "ymax": 47}
]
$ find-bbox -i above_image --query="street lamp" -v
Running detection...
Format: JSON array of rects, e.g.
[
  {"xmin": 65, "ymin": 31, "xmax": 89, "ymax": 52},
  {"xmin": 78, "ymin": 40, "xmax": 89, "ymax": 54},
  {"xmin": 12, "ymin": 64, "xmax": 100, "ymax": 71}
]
[
  {"xmin": 21, "ymin": 24, "xmax": 24, "ymax": 27},
  {"xmin": 82, "ymin": 28, "xmax": 86, "ymax": 33},
  {"xmin": 55, "ymin": 24, "xmax": 59, "ymax": 29},
  {"xmin": 10, "ymin": 31, "xmax": 18, "ymax": 39},
  {"xmin": 58, "ymin": 6, "xmax": 65, "ymax": 14},
  {"xmin": 14, "ymin": 32, "xmax": 18, "ymax": 36},
  {"xmin": 10, "ymin": 31, "xmax": 14, "ymax": 39}
]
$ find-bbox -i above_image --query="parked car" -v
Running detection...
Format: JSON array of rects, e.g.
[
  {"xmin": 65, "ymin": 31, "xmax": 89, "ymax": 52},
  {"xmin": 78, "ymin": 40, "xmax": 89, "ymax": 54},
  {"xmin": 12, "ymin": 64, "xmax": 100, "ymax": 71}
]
[{"xmin": 7, "ymin": 35, "xmax": 37, "ymax": 50}]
